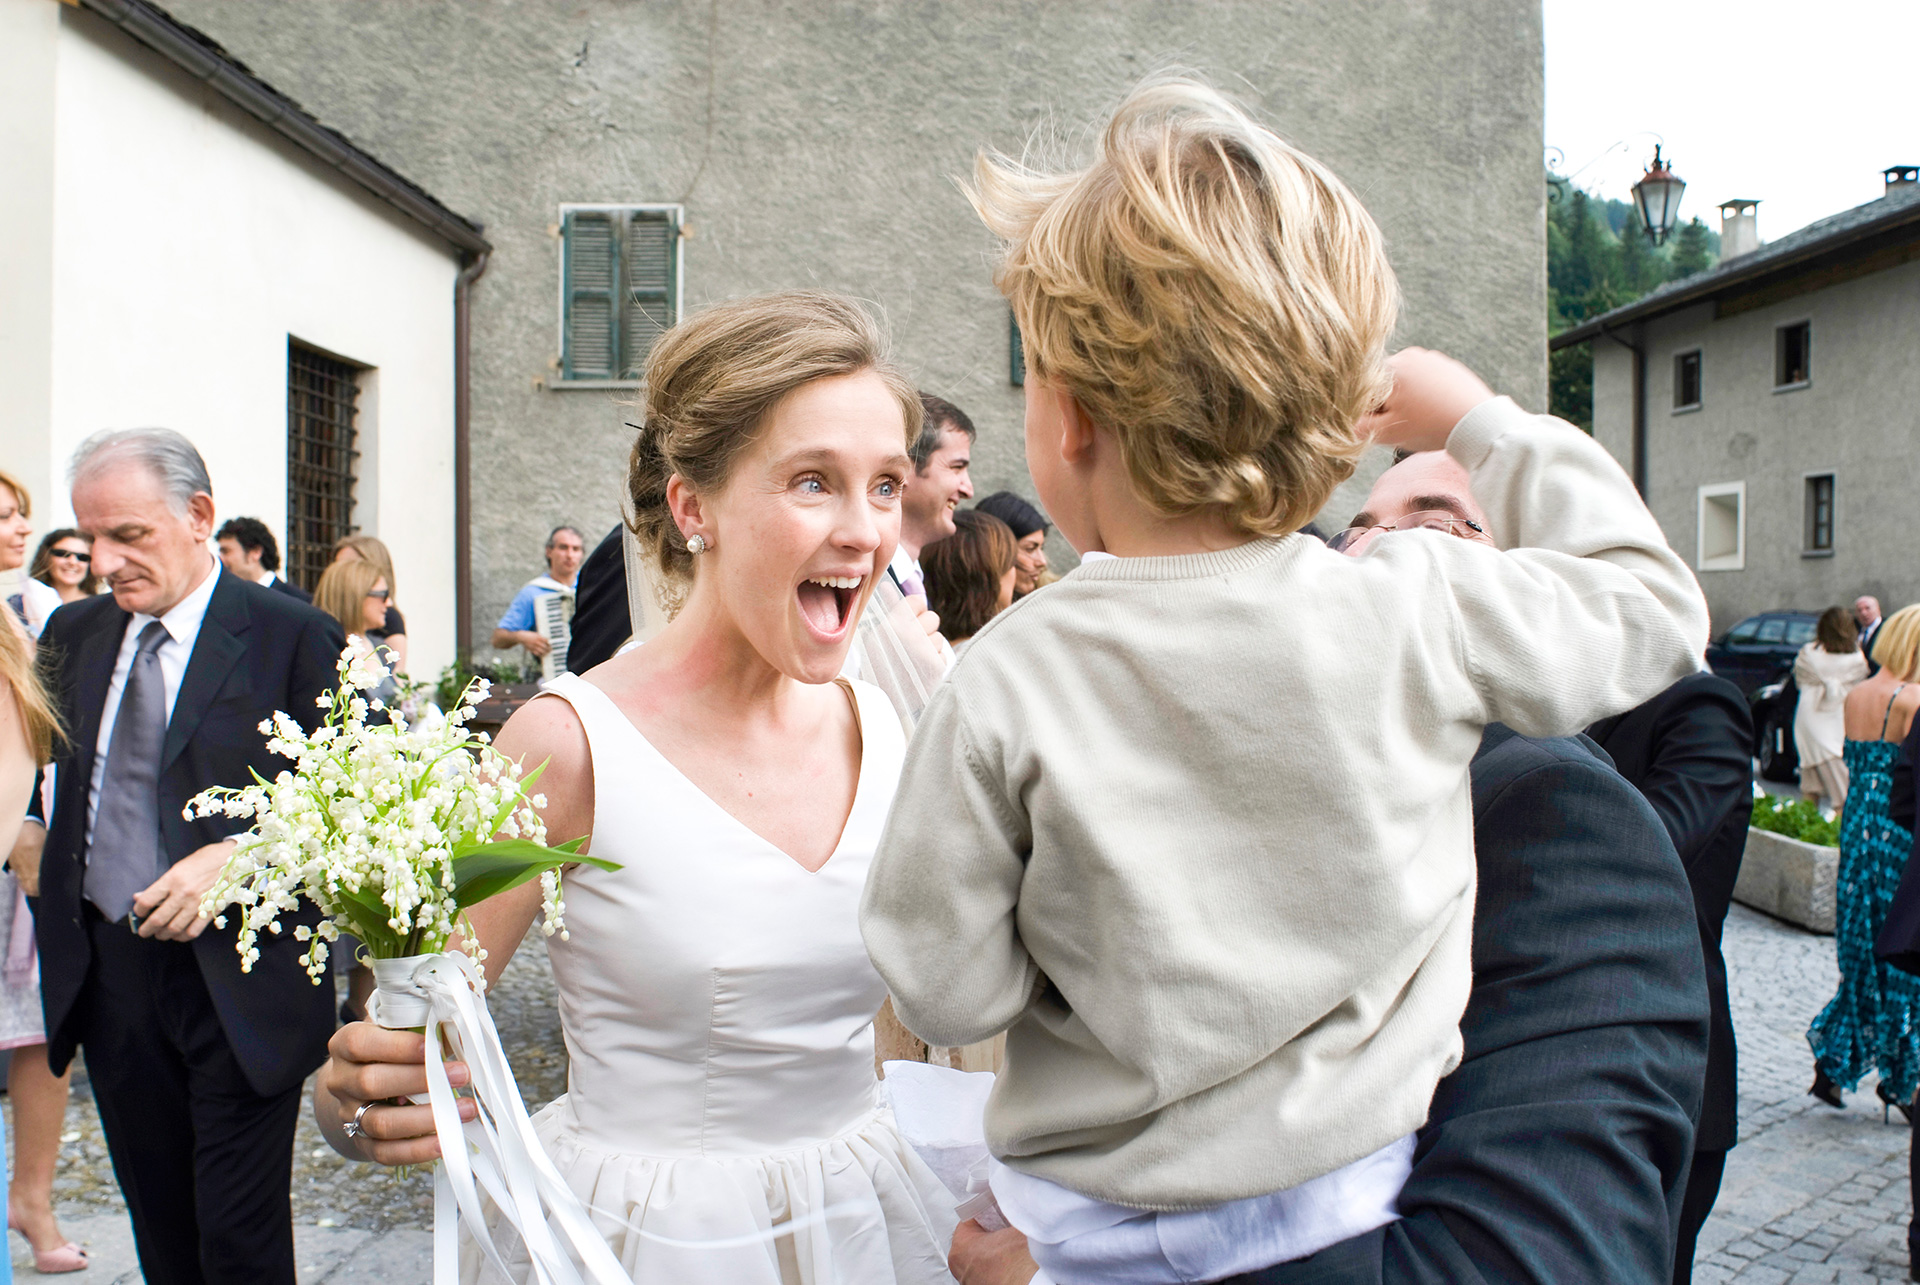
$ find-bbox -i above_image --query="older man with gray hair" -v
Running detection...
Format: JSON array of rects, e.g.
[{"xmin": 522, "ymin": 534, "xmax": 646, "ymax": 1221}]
[{"xmin": 20, "ymin": 427, "xmax": 342, "ymax": 1284}]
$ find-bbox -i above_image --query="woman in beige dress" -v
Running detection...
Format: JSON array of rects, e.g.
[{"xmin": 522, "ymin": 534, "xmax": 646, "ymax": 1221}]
[{"xmin": 1796, "ymin": 606, "xmax": 1871, "ymax": 811}]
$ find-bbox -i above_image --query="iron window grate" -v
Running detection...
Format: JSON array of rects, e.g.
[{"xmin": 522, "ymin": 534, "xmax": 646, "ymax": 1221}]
[{"xmin": 287, "ymin": 342, "xmax": 360, "ymax": 592}]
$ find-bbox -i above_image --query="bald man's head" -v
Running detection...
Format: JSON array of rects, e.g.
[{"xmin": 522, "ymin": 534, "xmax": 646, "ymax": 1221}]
[{"xmin": 1331, "ymin": 452, "xmax": 1493, "ymax": 556}]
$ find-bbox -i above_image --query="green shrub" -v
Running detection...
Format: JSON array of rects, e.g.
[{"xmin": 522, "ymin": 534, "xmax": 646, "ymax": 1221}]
[
  {"xmin": 435, "ymin": 657, "xmax": 535, "ymax": 712},
  {"xmin": 1750, "ymin": 793, "xmax": 1841, "ymax": 848}
]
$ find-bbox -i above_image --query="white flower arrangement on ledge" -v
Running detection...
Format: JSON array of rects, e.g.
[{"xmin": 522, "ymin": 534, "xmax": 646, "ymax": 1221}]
[{"xmin": 190, "ymin": 644, "xmax": 611, "ymax": 984}]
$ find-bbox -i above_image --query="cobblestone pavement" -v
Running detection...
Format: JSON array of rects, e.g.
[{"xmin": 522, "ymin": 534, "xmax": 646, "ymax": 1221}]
[{"xmin": 1695, "ymin": 904, "xmax": 1915, "ymax": 1284}]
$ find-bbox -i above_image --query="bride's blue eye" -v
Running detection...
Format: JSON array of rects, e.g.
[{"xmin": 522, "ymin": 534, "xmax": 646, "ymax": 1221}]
[
  {"xmin": 874, "ymin": 479, "xmax": 899, "ymax": 499},
  {"xmin": 797, "ymin": 476, "xmax": 826, "ymax": 495}
]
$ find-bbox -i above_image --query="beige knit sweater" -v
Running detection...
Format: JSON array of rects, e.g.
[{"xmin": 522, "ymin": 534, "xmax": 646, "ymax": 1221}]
[{"xmin": 859, "ymin": 397, "xmax": 1709, "ymax": 1210}]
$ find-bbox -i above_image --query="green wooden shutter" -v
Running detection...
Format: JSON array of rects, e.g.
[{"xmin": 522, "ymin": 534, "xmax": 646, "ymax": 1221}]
[
  {"xmin": 563, "ymin": 211, "xmax": 619, "ymax": 380},
  {"xmin": 622, "ymin": 211, "xmax": 677, "ymax": 379}
]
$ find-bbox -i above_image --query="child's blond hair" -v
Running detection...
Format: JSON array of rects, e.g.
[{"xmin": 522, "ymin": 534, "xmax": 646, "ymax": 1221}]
[{"xmin": 969, "ymin": 76, "xmax": 1399, "ymax": 535}]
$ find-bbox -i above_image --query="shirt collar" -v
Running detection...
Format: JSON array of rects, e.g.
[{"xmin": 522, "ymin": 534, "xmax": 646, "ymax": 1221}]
[
  {"xmin": 259, "ymin": 570, "xmax": 278, "ymax": 587},
  {"xmin": 133, "ymin": 556, "xmax": 221, "ymax": 647}
]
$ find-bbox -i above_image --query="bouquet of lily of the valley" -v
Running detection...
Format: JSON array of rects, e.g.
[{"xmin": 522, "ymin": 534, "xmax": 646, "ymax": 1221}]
[
  {"xmin": 190, "ymin": 643, "xmax": 609, "ymax": 992},
  {"xmin": 191, "ymin": 645, "xmax": 638, "ymax": 1285}
]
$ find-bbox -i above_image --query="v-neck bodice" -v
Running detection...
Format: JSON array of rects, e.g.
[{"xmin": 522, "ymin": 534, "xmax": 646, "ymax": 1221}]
[
  {"xmin": 572, "ymin": 676, "xmax": 875, "ymax": 874},
  {"xmin": 528, "ymin": 673, "xmax": 906, "ymax": 1157}
]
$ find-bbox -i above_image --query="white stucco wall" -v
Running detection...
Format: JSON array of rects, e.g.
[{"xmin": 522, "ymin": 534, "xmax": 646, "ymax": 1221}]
[{"xmin": 32, "ymin": 7, "xmax": 462, "ymax": 676}]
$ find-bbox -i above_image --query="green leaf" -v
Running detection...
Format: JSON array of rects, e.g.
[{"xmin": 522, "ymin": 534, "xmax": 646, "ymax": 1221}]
[
  {"xmin": 327, "ymin": 883, "xmax": 404, "ymax": 956},
  {"xmin": 449, "ymin": 837, "xmax": 614, "ymax": 907}
]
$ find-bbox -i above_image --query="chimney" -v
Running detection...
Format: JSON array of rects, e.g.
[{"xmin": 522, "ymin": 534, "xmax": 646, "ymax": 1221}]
[
  {"xmin": 1886, "ymin": 165, "xmax": 1919, "ymax": 195},
  {"xmin": 1719, "ymin": 199, "xmax": 1761, "ymax": 259}
]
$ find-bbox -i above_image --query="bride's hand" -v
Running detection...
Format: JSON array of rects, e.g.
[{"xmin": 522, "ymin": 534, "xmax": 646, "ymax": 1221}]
[{"xmin": 316, "ymin": 1020, "xmax": 479, "ymax": 1166}]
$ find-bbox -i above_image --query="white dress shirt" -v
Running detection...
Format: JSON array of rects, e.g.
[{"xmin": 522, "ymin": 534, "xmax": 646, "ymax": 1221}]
[
  {"xmin": 86, "ymin": 558, "xmax": 221, "ymax": 846},
  {"xmin": 888, "ymin": 546, "xmax": 925, "ymax": 595}
]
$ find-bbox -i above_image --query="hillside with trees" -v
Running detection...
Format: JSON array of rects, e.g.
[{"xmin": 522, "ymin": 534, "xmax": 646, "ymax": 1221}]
[{"xmin": 1549, "ymin": 179, "xmax": 1718, "ymax": 427}]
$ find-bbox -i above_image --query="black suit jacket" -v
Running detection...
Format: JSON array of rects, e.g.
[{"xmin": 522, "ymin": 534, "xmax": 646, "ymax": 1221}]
[
  {"xmin": 1587, "ymin": 672, "xmax": 1751, "ymax": 1152},
  {"xmin": 568, "ymin": 523, "xmax": 631, "ymax": 675},
  {"xmin": 267, "ymin": 574, "xmax": 312, "ymax": 604},
  {"xmin": 1235, "ymin": 727, "xmax": 1708, "ymax": 1285},
  {"xmin": 32, "ymin": 568, "xmax": 344, "ymax": 1096}
]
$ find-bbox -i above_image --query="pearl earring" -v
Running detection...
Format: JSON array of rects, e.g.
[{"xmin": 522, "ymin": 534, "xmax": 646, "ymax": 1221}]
[{"xmin": 687, "ymin": 534, "xmax": 708, "ymax": 555}]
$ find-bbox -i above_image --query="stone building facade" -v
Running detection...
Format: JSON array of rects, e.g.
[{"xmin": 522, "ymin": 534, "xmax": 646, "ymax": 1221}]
[
  {"xmin": 159, "ymin": 0, "xmax": 1549, "ymax": 654},
  {"xmin": 1558, "ymin": 175, "xmax": 1920, "ymax": 635}
]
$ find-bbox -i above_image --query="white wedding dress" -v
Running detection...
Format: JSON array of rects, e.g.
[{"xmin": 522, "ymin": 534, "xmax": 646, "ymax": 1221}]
[{"xmin": 464, "ymin": 673, "xmax": 957, "ymax": 1285}]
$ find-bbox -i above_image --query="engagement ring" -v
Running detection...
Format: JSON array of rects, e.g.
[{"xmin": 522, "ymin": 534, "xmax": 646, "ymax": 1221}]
[{"xmin": 343, "ymin": 1101, "xmax": 375, "ymax": 1141}]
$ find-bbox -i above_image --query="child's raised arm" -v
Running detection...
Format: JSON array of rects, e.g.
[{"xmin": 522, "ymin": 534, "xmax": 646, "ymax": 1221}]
[{"xmin": 1366, "ymin": 350, "xmax": 1711, "ymax": 737}]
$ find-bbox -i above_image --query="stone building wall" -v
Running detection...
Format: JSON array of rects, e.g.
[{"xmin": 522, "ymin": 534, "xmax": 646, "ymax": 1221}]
[
  {"xmin": 1591, "ymin": 258, "xmax": 1920, "ymax": 637},
  {"xmin": 161, "ymin": 0, "xmax": 1548, "ymax": 652}
]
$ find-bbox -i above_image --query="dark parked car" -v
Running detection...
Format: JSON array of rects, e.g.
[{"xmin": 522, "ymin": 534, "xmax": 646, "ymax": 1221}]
[{"xmin": 1705, "ymin": 610, "xmax": 1820, "ymax": 783}]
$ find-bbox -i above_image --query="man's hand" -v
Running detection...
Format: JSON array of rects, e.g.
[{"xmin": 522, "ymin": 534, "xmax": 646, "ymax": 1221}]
[
  {"xmin": 950, "ymin": 1220, "xmax": 1039, "ymax": 1285},
  {"xmin": 133, "ymin": 840, "xmax": 234, "ymax": 940},
  {"xmin": 517, "ymin": 630, "xmax": 552, "ymax": 658},
  {"xmin": 1360, "ymin": 347, "xmax": 1497, "ymax": 456},
  {"xmin": 8, "ymin": 820, "xmax": 45, "ymax": 898}
]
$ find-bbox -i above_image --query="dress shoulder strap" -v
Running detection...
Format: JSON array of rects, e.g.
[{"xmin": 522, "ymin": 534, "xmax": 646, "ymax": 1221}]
[
  {"xmin": 1884, "ymin": 684, "xmax": 1911, "ymax": 740},
  {"xmin": 526, "ymin": 674, "xmax": 648, "ymax": 842}
]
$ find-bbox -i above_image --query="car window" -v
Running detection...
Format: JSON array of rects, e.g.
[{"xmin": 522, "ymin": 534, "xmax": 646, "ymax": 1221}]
[
  {"xmin": 1756, "ymin": 619, "xmax": 1787, "ymax": 643},
  {"xmin": 1727, "ymin": 618, "xmax": 1762, "ymax": 645},
  {"xmin": 1785, "ymin": 620, "xmax": 1817, "ymax": 646}
]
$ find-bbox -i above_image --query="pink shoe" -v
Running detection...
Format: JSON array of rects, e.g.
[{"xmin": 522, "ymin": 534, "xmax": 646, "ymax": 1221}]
[{"xmin": 9, "ymin": 1214, "xmax": 89, "ymax": 1274}]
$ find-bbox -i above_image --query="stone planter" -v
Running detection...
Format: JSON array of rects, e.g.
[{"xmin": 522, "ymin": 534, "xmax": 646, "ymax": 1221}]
[{"xmin": 1735, "ymin": 826, "xmax": 1837, "ymax": 934}]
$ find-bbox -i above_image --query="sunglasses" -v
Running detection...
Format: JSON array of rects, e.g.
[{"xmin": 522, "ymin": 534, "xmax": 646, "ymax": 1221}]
[
  {"xmin": 366, "ymin": 588, "xmax": 390, "ymax": 600},
  {"xmin": 49, "ymin": 548, "xmax": 91, "ymax": 565}
]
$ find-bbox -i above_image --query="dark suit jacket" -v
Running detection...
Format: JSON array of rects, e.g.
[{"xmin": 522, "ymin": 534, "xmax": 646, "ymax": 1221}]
[
  {"xmin": 1587, "ymin": 672, "xmax": 1752, "ymax": 1152},
  {"xmin": 32, "ymin": 568, "xmax": 344, "ymax": 1096},
  {"xmin": 568, "ymin": 523, "xmax": 631, "ymax": 675},
  {"xmin": 1874, "ymin": 715, "xmax": 1920, "ymax": 973},
  {"xmin": 267, "ymin": 574, "xmax": 312, "ymax": 604},
  {"xmin": 1234, "ymin": 727, "xmax": 1708, "ymax": 1285}
]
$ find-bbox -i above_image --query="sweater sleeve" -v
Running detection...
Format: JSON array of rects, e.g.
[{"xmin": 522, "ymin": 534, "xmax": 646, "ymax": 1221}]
[
  {"xmin": 858, "ymin": 683, "xmax": 1039, "ymax": 1050},
  {"xmin": 1431, "ymin": 397, "xmax": 1710, "ymax": 738}
]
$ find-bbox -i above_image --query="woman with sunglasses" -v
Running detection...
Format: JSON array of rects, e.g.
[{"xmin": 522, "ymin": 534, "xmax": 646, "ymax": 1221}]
[
  {"xmin": 29, "ymin": 530, "xmax": 101, "ymax": 605},
  {"xmin": 313, "ymin": 558, "xmax": 399, "ymax": 705}
]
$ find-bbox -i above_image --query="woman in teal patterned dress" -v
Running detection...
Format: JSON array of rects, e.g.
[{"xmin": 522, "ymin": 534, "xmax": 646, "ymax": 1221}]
[{"xmin": 1810, "ymin": 604, "xmax": 1920, "ymax": 1116}]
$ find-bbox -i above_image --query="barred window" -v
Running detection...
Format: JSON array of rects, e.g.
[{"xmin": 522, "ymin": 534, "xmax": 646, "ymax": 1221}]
[
  {"xmin": 559, "ymin": 205, "xmax": 681, "ymax": 384},
  {"xmin": 287, "ymin": 342, "xmax": 361, "ymax": 592}
]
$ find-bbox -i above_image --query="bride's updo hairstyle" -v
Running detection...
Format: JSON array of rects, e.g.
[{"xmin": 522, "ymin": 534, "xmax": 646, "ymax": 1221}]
[
  {"xmin": 627, "ymin": 291, "xmax": 922, "ymax": 609},
  {"xmin": 968, "ymin": 75, "xmax": 1399, "ymax": 536}
]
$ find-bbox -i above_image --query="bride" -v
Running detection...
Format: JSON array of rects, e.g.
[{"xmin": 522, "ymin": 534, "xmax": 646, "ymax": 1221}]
[{"xmin": 315, "ymin": 292, "xmax": 959, "ymax": 1284}]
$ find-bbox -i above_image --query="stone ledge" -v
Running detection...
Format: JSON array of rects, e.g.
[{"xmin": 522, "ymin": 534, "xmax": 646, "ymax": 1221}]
[{"xmin": 1735, "ymin": 826, "xmax": 1837, "ymax": 934}]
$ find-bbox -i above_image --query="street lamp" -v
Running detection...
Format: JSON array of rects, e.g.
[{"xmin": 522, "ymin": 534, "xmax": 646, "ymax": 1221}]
[{"xmin": 1630, "ymin": 145, "xmax": 1687, "ymax": 245}]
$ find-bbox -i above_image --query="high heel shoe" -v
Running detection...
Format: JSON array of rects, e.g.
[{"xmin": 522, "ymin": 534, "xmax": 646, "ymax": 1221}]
[
  {"xmin": 1811, "ymin": 1065, "xmax": 1845, "ymax": 1108},
  {"xmin": 7, "ymin": 1212, "xmax": 89, "ymax": 1274},
  {"xmin": 1879, "ymin": 1083, "xmax": 1914, "ymax": 1126}
]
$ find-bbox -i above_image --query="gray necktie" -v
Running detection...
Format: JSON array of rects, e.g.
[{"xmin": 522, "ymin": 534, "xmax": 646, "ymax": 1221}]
[{"xmin": 86, "ymin": 622, "xmax": 171, "ymax": 922}]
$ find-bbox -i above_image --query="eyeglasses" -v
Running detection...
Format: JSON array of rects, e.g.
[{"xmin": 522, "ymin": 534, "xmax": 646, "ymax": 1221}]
[
  {"xmin": 48, "ymin": 548, "xmax": 91, "ymax": 565},
  {"xmin": 366, "ymin": 589, "xmax": 390, "ymax": 600},
  {"xmin": 1328, "ymin": 510, "xmax": 1488, "ymax": 554}
]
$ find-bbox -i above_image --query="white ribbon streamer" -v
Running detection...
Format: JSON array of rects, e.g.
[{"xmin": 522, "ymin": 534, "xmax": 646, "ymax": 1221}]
[{"xmin": 370, "ymin": 953, "xmax": 635, "ymax": 1285}]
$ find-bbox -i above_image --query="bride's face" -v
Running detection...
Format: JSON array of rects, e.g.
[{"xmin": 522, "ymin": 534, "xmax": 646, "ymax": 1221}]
[{"xmin": 687, "ymin": 371, "xmax": 910, "ymax": 684}]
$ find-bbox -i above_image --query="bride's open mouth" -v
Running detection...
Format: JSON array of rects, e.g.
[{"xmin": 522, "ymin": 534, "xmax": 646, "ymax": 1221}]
[{"xmin": 797, "ymin": 573, "xmax": 864, "ymax": 642}]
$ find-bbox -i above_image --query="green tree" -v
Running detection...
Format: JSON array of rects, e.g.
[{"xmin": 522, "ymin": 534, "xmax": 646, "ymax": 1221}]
[
  {"xmin": 1545, "ymin": 176, "xmax": 1719, "ymax": 428},
  {"xmin": 1670, "ymin": 217, "xmax": 1713, "ymax": 277}
]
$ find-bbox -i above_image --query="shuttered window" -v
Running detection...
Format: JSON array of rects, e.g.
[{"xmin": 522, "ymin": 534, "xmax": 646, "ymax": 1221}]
[
  {"xmin": 561, "ymin": 206, "xmax": 680, "ymax": 383},
  {"xmin": 287, "ymin": 342, "xmax": 361, "ymax": 591}
]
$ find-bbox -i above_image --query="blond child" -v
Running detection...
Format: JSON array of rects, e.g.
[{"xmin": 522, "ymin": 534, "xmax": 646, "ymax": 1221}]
[{"xmin": 859, "ymin": 77, "xmax": 1709, "ymax": 1284}]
